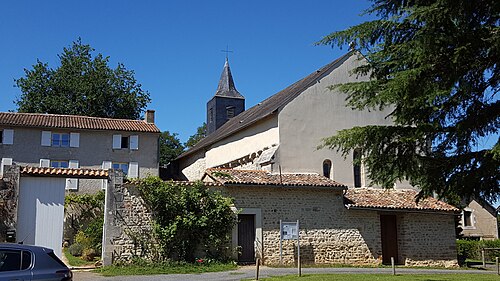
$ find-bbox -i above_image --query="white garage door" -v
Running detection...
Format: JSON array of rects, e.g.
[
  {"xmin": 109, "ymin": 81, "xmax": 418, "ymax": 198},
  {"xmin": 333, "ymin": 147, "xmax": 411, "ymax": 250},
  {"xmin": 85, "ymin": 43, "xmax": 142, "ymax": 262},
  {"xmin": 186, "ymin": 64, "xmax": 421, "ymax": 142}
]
[{"xmin": 17, "ymin": 177, "xmax": 65, "ymax": 258}]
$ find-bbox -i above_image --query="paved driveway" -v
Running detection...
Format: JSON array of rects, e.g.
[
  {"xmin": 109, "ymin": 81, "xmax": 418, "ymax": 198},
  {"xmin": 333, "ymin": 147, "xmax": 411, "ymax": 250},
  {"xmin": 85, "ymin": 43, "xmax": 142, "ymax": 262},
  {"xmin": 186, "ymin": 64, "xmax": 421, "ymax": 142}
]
[{"xmin": 73, "ymin": 266, "xmax": 497, "ymax": 281}]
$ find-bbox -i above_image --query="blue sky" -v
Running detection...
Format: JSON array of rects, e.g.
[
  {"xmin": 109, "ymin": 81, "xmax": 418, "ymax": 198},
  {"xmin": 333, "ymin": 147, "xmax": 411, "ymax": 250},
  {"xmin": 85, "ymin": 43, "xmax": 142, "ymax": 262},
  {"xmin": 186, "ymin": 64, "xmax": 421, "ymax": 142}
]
[{"xmin": 0, "ymin": 0, "xmax": 372, "ymax": 142}]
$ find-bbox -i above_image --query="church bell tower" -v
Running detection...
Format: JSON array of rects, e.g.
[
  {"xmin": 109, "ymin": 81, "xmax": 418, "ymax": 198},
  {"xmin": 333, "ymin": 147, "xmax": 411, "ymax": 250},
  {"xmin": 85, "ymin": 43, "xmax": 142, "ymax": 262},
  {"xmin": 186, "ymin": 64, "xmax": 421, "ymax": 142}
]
[{"xmin": 207, "ymin": 58, "xmax": 245, "ymax": 135}]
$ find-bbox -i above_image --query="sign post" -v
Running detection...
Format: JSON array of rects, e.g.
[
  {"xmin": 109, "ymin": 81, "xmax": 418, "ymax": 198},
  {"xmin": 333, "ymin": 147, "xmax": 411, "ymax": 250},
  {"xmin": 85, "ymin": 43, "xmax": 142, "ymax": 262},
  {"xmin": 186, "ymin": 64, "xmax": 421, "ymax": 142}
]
[{"xmin": 279, "ymin": 220, "xmax": 300, "ymax": 276}]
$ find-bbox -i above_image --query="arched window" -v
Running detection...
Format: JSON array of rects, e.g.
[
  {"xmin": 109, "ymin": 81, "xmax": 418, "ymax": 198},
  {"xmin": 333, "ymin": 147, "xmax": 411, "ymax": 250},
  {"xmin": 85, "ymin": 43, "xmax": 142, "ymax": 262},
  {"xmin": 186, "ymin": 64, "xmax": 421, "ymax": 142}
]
[
  {"xmin": 323, "ymin": 159, "xmax": 332, "ymax": 179},
  {"xmin": 353, "ymin": 149, "xmax": 362, "ymax": 187}
]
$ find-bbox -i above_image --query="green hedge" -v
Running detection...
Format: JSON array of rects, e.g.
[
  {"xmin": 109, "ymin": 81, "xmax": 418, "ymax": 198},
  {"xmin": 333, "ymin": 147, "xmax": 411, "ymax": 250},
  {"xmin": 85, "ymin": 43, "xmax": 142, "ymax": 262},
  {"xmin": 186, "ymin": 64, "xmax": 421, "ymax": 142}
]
[{"xmin": 457, "ymin": 239, "xmax": 500, "ymax": 261}]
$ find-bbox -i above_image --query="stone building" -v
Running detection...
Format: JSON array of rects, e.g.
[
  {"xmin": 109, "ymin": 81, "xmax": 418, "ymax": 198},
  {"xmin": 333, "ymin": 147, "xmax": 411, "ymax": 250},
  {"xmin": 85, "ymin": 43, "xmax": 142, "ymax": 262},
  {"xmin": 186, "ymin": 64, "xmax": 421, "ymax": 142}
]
[
  {"xmin": 173, "ymin": 51, "xmax": 462, "ymax": 266},
  {"xmin": 202, "ymin": 168, "xmax": 458, "ymax": 267}
]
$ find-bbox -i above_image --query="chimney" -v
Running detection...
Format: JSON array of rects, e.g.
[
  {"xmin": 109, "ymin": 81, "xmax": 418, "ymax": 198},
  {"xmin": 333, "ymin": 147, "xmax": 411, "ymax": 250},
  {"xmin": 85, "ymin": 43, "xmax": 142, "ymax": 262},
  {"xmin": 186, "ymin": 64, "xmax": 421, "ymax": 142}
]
[{"xmin": 145, "ymin": 110, "xmax": 155, "ymax": 124}]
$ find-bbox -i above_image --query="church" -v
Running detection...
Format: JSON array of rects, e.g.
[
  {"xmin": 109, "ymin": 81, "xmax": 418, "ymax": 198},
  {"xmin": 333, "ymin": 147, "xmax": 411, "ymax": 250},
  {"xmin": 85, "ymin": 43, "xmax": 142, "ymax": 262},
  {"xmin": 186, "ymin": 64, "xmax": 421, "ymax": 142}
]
[{"xmin": 173, "ymin": 51, "xmax": 459, "ymax": 267}]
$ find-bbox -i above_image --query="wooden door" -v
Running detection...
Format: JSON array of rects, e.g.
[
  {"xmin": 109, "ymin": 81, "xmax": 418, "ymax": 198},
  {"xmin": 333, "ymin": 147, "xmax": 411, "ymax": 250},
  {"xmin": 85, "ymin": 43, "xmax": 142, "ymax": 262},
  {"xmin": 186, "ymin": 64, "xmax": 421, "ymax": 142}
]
[
  {"xmin": 238, "ymin": 214, "xmax": 255, "ymax": 263},
  {"xmin": 380, "ymin": 214, "xmax": 399, "ymax": 264}
]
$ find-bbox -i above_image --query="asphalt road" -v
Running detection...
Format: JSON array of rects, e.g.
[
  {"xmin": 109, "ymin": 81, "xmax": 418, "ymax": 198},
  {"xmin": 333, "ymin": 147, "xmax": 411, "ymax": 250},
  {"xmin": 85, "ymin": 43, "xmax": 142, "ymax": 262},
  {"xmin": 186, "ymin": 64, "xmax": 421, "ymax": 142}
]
[{"xmin": 73, "ymin": 266, "xmax": 498, "ymax": 281}]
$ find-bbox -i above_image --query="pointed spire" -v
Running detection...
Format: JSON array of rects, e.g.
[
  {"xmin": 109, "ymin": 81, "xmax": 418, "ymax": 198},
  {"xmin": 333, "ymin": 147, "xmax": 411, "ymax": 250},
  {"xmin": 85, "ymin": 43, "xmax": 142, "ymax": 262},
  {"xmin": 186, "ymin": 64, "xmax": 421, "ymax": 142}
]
[{"xmin": 214, "ymin": 59, "xmax": 244, "ymax": 99}]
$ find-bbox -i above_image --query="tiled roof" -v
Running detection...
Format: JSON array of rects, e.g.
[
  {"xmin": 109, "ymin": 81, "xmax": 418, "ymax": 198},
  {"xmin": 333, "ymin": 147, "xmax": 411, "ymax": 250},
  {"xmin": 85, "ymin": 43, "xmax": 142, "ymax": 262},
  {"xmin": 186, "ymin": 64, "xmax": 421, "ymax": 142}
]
[
  {"xmin": 0, "ymin": 112, "xmax": 160, "ymax": 133},
  {"xmin": 21, "ymin": 166, "xmax": 109, "ymax": 179},
  {"xmin": 344, "ymin": 188, "xmax": 458, "ymax": 212},
  {"xmin": 204, "ymin": 168, "xmax": 346, "ymax": 188},
  {"xmin": 177, "ymin": 51, "xmax": 355, "ymax": 159}
]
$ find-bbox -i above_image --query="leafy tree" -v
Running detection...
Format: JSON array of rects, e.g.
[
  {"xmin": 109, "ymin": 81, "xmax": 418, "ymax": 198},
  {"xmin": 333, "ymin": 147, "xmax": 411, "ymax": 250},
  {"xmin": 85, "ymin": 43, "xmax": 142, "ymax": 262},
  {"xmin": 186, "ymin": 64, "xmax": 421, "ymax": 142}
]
[
  {"xmin": 138, "ymin": 177, "xmax": 235, "ymax": 261},
  {"xmin": 15, "ymin": 38, "xmax": 150, "ymax": 120},
  {"xmin": 318, "ymin": 0, "xmax": 499, "ymax": 202},
  {"xmin": 185, "ymin": 123, "xmax": 207, "ymax": 148},
  {"xmin": 159, "ymin": 131, "xmax": 184, "ymax": 166}
]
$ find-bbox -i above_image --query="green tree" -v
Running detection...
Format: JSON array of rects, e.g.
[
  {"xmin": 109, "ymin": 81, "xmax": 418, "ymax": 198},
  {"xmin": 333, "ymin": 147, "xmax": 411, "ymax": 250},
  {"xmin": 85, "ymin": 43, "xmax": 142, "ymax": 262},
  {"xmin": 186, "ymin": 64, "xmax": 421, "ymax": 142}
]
[
  {"xmin": 185, "ymin": 123, "xmax": 207, "ymax": 148},
  {"xmin": 15, "ymin": 38, "xmax": 150, "ymax": 120},
  {"xmin": 318, "ymin": 0, "xmax": 499, "ymax": 202},
  {"xmin": 138, "ymin": 177, "xmax": 235, "ymax": 261},
  {"xmin": 159, "ymin": 131, "xmax": 184, "ymax": 166}
]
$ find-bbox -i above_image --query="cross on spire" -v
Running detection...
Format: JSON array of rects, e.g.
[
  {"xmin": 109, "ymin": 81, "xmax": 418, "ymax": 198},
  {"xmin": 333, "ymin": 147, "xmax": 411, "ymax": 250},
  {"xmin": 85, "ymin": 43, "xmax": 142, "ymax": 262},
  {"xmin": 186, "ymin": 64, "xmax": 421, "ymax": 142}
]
[{"xmin": 221, "ymin": 45, "xmax": 233, "ymax": 60}]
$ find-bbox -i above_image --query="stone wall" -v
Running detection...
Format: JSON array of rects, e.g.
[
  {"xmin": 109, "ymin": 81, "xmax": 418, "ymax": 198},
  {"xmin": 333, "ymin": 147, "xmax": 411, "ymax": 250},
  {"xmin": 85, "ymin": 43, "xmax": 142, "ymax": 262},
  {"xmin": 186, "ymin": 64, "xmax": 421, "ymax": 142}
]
[
  {"xmin": 0, "ymin": 166, "xmax": 19, "ymax": 242},
  {"xmin": 102, "ymin": 171, "xmax": 154, "ymax": 265},
  {"xmin": 215, "ymin": 185, "xmax": 458, "ymax": 267}
]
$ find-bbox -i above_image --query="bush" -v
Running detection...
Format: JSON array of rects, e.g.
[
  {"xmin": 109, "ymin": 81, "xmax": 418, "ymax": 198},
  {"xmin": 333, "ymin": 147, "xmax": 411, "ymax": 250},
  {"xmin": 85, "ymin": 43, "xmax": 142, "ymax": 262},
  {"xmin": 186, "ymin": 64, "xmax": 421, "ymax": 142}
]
[
  {"xmin": 68, "ymin": 243, "xmax": 83, "ymax": 257},
  {"xmin": 457, "ymin": 239, "xmax": 500, "ymax": 262},
  {"xmin": 82, "ymin": 248, "xmax": 98, "ymax": 261},
  {"xmin": 138, "ymin": 177, "xmax": 236, "ymax": 262}
]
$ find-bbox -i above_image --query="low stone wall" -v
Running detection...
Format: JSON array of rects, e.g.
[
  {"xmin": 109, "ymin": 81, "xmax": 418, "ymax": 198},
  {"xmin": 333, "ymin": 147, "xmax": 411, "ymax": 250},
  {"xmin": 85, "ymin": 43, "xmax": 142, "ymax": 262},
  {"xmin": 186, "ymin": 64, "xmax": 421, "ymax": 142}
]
[
  {"xmin": 0, "ymin": 166, "xmax": 19, "ymax": 242},
  {"xmin": 102, "ymin": 172, "xmax": 154, "ymax": 265}
]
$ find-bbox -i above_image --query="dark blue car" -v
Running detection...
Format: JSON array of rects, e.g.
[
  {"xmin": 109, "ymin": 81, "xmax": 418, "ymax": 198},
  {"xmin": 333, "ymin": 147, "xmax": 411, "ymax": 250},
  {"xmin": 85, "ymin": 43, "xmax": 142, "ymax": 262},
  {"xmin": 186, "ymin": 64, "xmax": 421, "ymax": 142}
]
[{"xmin": 0, "ymin": 243, "xmax": 72, "ymax": 281}]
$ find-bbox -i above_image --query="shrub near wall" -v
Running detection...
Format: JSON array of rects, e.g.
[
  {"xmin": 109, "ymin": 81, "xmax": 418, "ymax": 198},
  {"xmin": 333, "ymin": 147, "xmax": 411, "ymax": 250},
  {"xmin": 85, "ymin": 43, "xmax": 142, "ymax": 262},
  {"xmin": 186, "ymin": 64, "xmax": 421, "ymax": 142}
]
[
  {"xmin": 457, "ymin": 239, "xmax": 500, "ymax": 262},
  {"xmin": 137, "ymin": 177, "xmax": 236, "ymax": 262}
]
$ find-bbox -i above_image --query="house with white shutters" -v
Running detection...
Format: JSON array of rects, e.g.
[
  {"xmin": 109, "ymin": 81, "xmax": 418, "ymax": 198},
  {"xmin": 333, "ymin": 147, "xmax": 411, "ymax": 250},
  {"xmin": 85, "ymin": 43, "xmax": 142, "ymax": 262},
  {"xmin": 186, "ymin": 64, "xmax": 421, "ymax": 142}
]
[{"xmin": 0, "ymin": 110, "xmax": 160, "ymax": 192}]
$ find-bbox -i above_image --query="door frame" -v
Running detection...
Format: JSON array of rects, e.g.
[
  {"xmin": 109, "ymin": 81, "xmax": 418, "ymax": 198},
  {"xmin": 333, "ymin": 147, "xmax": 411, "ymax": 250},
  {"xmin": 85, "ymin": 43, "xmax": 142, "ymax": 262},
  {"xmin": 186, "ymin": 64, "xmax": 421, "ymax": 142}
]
[
  {"xmin": 231, "ymin": 208, "xmax": 262, "ymax": 261},
  {"xmin": 380, "ymin": 214, "xmax": 399, "ymax": 265}
]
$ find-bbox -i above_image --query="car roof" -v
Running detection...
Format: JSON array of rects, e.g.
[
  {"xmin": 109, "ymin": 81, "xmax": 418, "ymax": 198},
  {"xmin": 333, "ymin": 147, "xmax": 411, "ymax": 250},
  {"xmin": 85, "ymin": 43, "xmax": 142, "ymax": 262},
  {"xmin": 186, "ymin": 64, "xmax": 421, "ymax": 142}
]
[{"xmin": 0, "ymin": 243, "xmax": 51, "ymax": 253}]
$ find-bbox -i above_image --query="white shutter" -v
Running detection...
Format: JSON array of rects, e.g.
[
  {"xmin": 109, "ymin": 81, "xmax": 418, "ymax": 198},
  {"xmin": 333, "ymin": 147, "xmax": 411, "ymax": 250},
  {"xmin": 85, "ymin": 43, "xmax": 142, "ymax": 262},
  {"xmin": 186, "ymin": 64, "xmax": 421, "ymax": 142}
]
[
  {"xmin": 41, "ymin": 131, "xmax": 52, "ymax": 146},
  {"xmin": 66, "ymin": 160, "xmax": 79, "ymax": 190},
  {"xmin": 40, "ymin": 159, "xmax": 50, "ymax": 167},
  {"xmin": 128, "ymin": 162, "xmax": 139, "ymax": 178},
  {"xmin": 3, "ymin": 129, "xmax": 14, "ymax": 145},
  {"xmin": 70, "ymin": 133, "xmax": 80, "ymax": 148},
  {"xmin": 101, "ymin": 161, "xmax": 112, "ymax": 190},
  {"xmin": 0, "ymin": 158, "xmax": 13, "ymax": 177},
  {"xmin": 130, "ymin": 135, "xmax": 139, "ymax": 150},
  {"xmin": 112, "ymin": 134, "xmax": 122, "ymax": 149}
]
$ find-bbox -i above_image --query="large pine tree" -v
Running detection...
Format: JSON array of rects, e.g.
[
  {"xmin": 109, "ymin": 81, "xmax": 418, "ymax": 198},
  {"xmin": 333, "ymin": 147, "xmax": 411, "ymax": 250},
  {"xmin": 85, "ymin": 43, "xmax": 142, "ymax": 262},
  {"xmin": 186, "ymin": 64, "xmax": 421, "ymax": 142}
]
[{"xmin": 318, "ymin": 0, "xmax": 499, "ymax": 202}]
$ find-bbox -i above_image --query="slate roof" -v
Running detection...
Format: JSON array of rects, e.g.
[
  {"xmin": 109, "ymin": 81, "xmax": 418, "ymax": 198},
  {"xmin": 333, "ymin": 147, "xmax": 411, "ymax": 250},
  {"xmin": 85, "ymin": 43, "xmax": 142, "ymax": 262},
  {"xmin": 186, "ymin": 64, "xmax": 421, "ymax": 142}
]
[
  {"xmin": 0, "ymin": 112, "xmax": 160, "ymax": 133},
  {"xmin": 214, "ymin": 59, "xmax": 244, "ymax": 99},
  {"xmin": 20, "ymin": 166, "xmax": 109, "ymax": 179},
  {"xmin": 344, "ymin": 188, "xmax": 458, "ymax": 212},
  {"xmin": 203, "ymin": 168, "xmax": 346, "ymax": 188},
  {"xmin": 177, "ymin": 51, "xmax": 354, "ymax": 159}
]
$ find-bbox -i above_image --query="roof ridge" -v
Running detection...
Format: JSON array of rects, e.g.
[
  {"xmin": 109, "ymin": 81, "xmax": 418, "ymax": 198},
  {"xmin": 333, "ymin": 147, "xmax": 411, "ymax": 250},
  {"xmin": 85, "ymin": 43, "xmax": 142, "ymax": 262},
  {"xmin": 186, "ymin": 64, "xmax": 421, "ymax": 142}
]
[{"xmin": 1, "ymin": 111, "xmax": 147, "ymax": 122}]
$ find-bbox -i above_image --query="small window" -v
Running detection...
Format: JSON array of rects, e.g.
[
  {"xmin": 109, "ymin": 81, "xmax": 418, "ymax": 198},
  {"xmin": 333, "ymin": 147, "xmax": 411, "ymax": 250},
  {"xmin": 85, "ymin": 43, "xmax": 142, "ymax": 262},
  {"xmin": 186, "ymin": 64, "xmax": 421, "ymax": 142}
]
[
  {"xmin": 52, "ymin": 133, "xmax": 70, "ymax": 147},
  {"xmin": 209, "ymin": 108, "xmax": 214, "ymax": 123},
  {"xmin": 0, "ymin": 249, "xmax": 21, "ymax": 272},
  {"xmin": 121, "ymin": 136, "xmax": 129, "ymax": 149},
  {"xmin": 323, "ymin": 159, "xmax": 332, "ymax": 179},
  {"xmin": 353, "ymin": 149, "xmax": 362, "ymax": 188},
  {"xmin": 112, "ymin": 162, "xmax": 129, "ymax": 175},
  {"xmin": 463, "ymin": 210, "xmax": 473, "ymax": 227},
  {"xmin": 0, "ymin": 130, "xmax": 3, "ymax": 144},
  {"xmin": 226, "ymin": 106, "xmax": 235, "ymax": 119},
  {"xmin": 51, "ymin": 160, "xmax": 69, "ymax": 168}
]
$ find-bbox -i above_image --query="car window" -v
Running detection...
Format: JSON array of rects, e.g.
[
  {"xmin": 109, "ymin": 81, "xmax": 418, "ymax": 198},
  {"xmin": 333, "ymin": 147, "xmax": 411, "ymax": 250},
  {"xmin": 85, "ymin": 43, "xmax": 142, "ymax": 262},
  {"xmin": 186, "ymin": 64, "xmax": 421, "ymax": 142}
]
[
  {"xmin": 0, "ymin": 250, "xmax": 21, "ymax": 272},
  {"xmin": 21, "ymin": 251, "xmax": 31, "ymax": 270},
  {"xmin": 47, "ymin": 252, "xmax": 66, "ymax": 267}
]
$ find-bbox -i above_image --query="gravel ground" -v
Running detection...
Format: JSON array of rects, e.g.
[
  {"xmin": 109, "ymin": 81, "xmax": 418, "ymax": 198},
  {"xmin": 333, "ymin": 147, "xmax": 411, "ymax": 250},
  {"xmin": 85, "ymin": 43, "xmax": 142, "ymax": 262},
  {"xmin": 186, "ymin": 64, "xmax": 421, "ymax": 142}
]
[{"xmin": 73, "ymin": 266, "xmax": 498, "ymax": 281}]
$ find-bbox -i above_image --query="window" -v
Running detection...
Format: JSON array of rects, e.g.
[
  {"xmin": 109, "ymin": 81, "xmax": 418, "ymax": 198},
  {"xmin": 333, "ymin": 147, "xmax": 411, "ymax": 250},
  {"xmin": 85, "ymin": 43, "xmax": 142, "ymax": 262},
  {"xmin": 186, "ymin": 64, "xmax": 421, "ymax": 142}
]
[
  {"xmin": 51, "ymin": 160, "xmax": 69, "ymax": 168},
  {"xmin": 121, "ymin": 136, "xmax": 129, "ymax": 149},
  {"xmin": 226, "ymin": 106, "xmax": 235, "ymax": 119},
  {"xmin": 463, "ymin": 210, "xmax": 474, "ymax": 228},
  {"xmin": 353, "ymin": 149, "xmax": 362, "ymax": 188},
  {"xmin": 51, "ymin": 133, "xmax": 70, "ymax": 147},
  {"xmin": 0, "ymin": 249, "xmax": 31, "ymax": 271},
  {"xmin": 323, "ymin": 159, "xmax": 332, "ymax": 179},
  {"xmin": 0, "ymin": 129, "xmax": 14, "ymax": 145},
  {"xmin": 112, "ymin": 162, "xmax": 129, "ymax": 175},
  {"xmin": 209, "ymin": 108, "xmax": 214, "ymax": 123}
]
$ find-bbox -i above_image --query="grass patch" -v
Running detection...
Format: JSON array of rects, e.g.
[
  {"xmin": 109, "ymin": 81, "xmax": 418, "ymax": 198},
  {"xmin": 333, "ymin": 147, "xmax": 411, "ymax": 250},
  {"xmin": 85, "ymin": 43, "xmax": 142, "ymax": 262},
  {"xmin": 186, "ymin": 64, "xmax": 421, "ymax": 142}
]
[
  {"xmin": 63, "ymin": 248, "xmax": 96, "ymax": 267},
  {"xmin": 251, "ymin": 274, "xmax": 498, "ymax": 281},
  {"xmin": 94, "ymin": 261, "xmax": 238, "ymax": 276}
]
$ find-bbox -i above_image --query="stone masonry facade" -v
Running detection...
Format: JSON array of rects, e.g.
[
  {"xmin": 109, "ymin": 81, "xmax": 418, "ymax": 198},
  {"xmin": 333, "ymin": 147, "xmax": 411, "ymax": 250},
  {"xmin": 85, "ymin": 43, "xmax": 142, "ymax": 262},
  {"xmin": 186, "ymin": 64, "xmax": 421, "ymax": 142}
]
[
  {"xmin": 215, "ymin": 185, "xmax": 458, "ymax": 267},
  {"xmin": 0, "ymin": 166, "xmax": 20, "ymax": 242},
  {"xmin": 101, "ymin": 180, "xmax": 458, "ymax": 267},
  {"xmin": 102, "ymin": 171, "xmax": 155, "ymax": 265}
]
